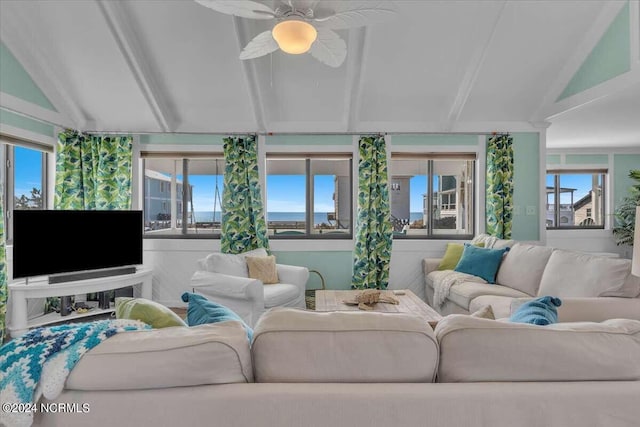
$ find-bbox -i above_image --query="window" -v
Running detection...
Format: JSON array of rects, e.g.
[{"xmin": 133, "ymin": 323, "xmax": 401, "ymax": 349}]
[
  {"xmin": 266, "ymin": 155, "xmax": 352, "ymax": 238},
  {"xmin": 2, "ymin": 136, "xmax": 50, "ymax": 243},
  {"xmin": 390, "ymin": 155, "xmax": 475, "ymax": 238},
  {"xmin": 546, "ymin": 171, "xmax": 605, "ymax": 229},
  {"xmin": 142, "ymin": 153, "xmax": 224, "ymax": 237}
]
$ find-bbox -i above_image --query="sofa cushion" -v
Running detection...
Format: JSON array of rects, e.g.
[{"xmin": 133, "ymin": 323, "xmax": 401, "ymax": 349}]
[
  {"xmin": 454, "ymin": 244, "xmax": 508, "ymax": 284},
  {"xmin": 263, "ymin": 283, "xmax": 301, "ymax": 308},
  {"xmin": 252, "ymin": 308, "xmax": 438, "ymax": 383},
  {"xmin": 202, "ymin": 247, "xmax": 269, "ymax": 277},
  {"xmin": 538, "ymin": 250, "xmax": 636, "ymax": 298},
  {"xmin": 468, "ymin": 295, "xmax": 515, "ymax": 319},
  {"xmin": 509, "ymin": 296, "xmax": 562, "ymax": 325},
  {"xmin": 66, "ymin": 322, "xmax": 253, "ymax": 390},
  {"xmin": 435, "ymin": 315, "xmax": 640, "ymax": 382},
  {"xmin": 496, "ymin": 243, "xmax": 554, "ymax": 296},
  {"xmin": 446, "ymin": 281, "xmax": 530, "ymax": 311}
]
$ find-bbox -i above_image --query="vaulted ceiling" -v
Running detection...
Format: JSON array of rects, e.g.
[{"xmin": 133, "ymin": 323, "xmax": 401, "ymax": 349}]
[{"xmin": 1, "ymin": 0, "xmax": 639, "ymax": 148}]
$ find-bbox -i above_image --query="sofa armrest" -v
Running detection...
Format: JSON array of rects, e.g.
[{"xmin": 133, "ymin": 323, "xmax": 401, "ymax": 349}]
[
  {"xmin": 423, "ymin": 258, "xmax": 442, "ymax": 276},
  {"xmin": 276, "ymin": 264, "xmax": 309, "ymax": 291},
  {"xmin": 190, "ymin": 271, "xmax": 265, "ymax": 326},
  {"xmin": 510, "ymin": 297, "xmax": 640, "ymax": 322}
]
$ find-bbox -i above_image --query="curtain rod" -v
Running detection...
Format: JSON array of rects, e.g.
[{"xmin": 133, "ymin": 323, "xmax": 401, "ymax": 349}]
[{"xmin": 80, "ymin": 130, "xmax": 507, "ymax": 136}]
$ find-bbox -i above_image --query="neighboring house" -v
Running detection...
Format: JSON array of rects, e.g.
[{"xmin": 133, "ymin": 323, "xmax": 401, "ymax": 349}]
[{"xmin": 144, "ymin": 170, "xmax": 185, "ymax": 229}]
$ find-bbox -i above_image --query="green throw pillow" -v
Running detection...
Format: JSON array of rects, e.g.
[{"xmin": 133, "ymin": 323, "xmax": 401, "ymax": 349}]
[
  {"xmin": 115, "ymin": 297, "xmax": 187, "ymax": 329},
  {"xmin": 437, "ymin": 242, "xmax": 484, "ymax": 270}
]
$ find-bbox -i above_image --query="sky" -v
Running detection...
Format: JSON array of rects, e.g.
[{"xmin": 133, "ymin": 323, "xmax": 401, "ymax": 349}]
[{"xmin": 14, "ymin": 146, "xmax": 42, "ymax": 199}]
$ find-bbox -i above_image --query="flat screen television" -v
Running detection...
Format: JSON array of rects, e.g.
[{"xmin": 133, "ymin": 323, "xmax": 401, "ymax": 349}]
[{"xmin": 13, "ymin": 210, "xmax": 143, "ymax": 280}]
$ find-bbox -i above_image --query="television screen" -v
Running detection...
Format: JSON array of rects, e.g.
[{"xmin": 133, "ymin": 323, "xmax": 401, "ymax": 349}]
[{"xmin": 13, "ymin": 210, "xmax": 143, "ymax": 279}]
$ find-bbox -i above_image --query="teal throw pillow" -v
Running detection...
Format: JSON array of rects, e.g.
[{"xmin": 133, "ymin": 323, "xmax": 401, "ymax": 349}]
[
  {"xmin": 454, "ymin": 243, "xmax": 508, "ymax": 283},
  {"xmin": 181, "ymin": 292, "xmax": 253, "ymax": 342},
  {"xmin": 510, "ymin": 296, "xmax": 562, "ymax": 325}
]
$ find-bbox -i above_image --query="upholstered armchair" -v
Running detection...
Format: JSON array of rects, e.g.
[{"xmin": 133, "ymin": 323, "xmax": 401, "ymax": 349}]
[{"xmin": 190, "ymin": 248, "xmax": 309, "ymax": 327}]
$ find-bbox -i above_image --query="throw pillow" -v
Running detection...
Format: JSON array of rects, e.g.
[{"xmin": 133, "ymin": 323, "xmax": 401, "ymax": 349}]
[
  {"xmin": 115, "ymin": 297, "xmax": 187, "ymax": 329},
  {"xmin": 454, "ymin": 244, "xmax": 509, "ymax": 283},
  {"xmin": 181, "ymin": 292, "xmax": 253, "ymax": 342},
  {"xmin": 437, "ymin": 242, "xmax": 485, "ymax": 270},
  {"xmin": 470, "ymin": 305, "xmax": 495, "ymax": 320},
  {"xmin": 509, "ymin": 296, "xmax": 562, "ymax": 326},
  {"xmin": 246, "ymin": 255, "xmax": 279, "ymax": 284}
]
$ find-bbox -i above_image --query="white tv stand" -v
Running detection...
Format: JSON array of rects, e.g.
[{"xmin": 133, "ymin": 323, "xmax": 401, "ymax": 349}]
[{"xmin": 8, "ymin": 268, "xmax": 152, "ymax": 338}]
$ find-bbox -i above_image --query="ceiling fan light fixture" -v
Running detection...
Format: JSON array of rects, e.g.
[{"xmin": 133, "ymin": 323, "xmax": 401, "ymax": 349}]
[{"xmin": 272, "ymin": 18, "xmax": 317, "ymax": 54}]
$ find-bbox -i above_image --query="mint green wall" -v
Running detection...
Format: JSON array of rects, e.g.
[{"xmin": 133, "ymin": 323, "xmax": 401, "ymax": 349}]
[
  {"xmin": 0, "ymin": 108, "xmax": 54, "ymax": 137},
  {"xmin": 139, "ymin": 134, "xmax": 225, "ymax": 145},
  {"xmin": 272, "ymin": 251, "xmax": 353, "ymax": 290},
  {"xmin": 511, "ymin": 133, "xmax": 540, "ymax": 241},
  {"xmin": 613, "ymin": 153, "xmax": 640, "ymax": 209},
  {"xmin": 392, "ymin": 134, "xmax": 479, "ymax": 146},
  {"xmin": 266, "ymin": 134, "xmax": 352, "ymax": 145},
  {"xmin": 546, "ymin": 154, "xmax": 561, "ymax": 165},
  {"xmin": 558, "ymin": 2, "xmax": 630, "ymax": 100},
  {"xmin": 565, "ymin": 154, "xmax": 608, "ymax": 165},
  {"xmin": 0, "ymin": 42, "xmax": 56, "ymax": 111}
]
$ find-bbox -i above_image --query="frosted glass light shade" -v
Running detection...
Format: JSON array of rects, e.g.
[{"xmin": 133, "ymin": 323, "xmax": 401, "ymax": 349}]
[
  {"xmin": 272, "ymin": 19, "xmax": 317, "ymax": 54},
  {"xmin": 633, "ymin": 206, "xmax": 640, "ymax": 277}
]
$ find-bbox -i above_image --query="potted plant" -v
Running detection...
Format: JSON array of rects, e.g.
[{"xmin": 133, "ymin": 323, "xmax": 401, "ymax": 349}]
[{"xmin": 613, "ymin": 170, "xmax": 640, "ymax": 246}]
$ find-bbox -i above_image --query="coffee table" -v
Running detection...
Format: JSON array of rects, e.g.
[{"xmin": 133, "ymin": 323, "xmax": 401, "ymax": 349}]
[{"xmin": 314, "ymin": 289, "xmax": 442, "ymax": 328}]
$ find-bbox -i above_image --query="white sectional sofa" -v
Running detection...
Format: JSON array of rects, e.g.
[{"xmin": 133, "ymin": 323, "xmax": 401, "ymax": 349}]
[
  {"xmin": 34, "ymin": 308, "xmax": 640, "ymax": 427},
  {"xmin": 423, "ymin": 243, "xmax": 640, "ymax": 321}
]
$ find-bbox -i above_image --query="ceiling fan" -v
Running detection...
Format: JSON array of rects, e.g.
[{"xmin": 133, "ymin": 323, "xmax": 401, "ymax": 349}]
[{"xmin": 194, "ymin": 1, "xmax": 398, "ymax": 67}]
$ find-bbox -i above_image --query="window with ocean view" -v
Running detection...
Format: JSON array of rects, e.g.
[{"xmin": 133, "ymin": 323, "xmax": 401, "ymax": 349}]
[
  {"xmin": 546, "ymin": 171, "xmax": 605, "ymax": 229},
  {"xmin": 266, "ymin": 155, "xmax": 352, "ymax": 238},
  {"xmin": 3, "ymin": 141, "xmax": 49, "ymax": 243},
  {"xmin": 142, "ymin": 153, "xmax": 224, "ymax": 237},
  {"xmin": 390, "ymin": 155, "xmax": 475, "ymax": 238}
]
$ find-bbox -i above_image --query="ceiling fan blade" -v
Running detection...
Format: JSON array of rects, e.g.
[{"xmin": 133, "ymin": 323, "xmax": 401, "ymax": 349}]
[
  {"xmin": 309, "ymin": 28, "xmax": 346, "ymax": 68},
  {"xmin": 314, "ymin": 2, "xmax": 397, "ymax": 29},
  {"xmin": 239, "ymin": 30, "xmax": 279, "ymax": 60},
  {"xmin": 194, "ymin": 0, "xmax": 275, "ymax": 19}
]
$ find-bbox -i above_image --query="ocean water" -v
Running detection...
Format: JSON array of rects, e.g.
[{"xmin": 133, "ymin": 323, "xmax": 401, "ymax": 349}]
[{"xmin": 193, "ymin": 211, "xmax": 423, "ymax": 225}]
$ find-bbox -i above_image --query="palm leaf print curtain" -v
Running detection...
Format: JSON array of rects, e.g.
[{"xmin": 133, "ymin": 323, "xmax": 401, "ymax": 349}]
[
  {"xmin": 0, "ymin": 191, "xmax": 7, "ymax": 344},
  {"xmin": 55, "ymin": 130, "xmax": 133, "ymax": 210},
  {"xmin": 352, "ymin": 135, "xmax": 393, "ymax": 290},
  {"xmin": 486, "ymin": 133, "xmax": 514, "ymax": 239},
  {"xmin": 220, "ymin": 135, "xmax": 270, "ymax": 254},
  {"xmin": 47, "ymin": 130, "xmax": 133, "ymax": 313}
]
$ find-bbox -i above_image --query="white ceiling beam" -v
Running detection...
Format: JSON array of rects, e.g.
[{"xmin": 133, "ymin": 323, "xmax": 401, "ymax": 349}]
[
  {"xmin": 532, "ymin": 1, "xmax": 629, "ymax": 121},
  {"xmin": 343, "ymin": 27, "xmax": 368, "ymax": 132},
  {"xmin": 96, "ymin": 0, "xmax": 176, "ymax": 132},
  {"xmin": 444, "ymin": 1, "xmax": 507, "ymax": 131},
  {"xmin": 232, "ymin": 17, "xmax": 266, "ymax": 132},
  {"xmin": 0, "ymin": 10, "xmax": 85, "ymax": 129}
]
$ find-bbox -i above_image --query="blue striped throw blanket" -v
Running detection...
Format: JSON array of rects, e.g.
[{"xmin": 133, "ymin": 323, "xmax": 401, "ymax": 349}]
[{"xmin": 0, "ymin": 319, "xmax": 150, "ymax": 427}]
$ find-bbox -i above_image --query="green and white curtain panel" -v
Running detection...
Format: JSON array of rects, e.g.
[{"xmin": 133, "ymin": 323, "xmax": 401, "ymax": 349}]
[
  {"xmin": 55, "ymin": 130, "xmax": 133, "ymax": 210},
  {"xmin": 352, "ymin": 135, "xmax": 393, "ymax": 290},
  {"xmin": 46, "ymin": 130, "xmax": 133, "ymax": 313},
  {"xmin": 486, "ymin": 133, "xmax": 514, "ymax": 239},
  {"xmin": 220, "ymin": 135, "xmax": 270, "ymax": 254},
  {"xmin": 0, "ymin": 190, "xmax": 7, "ymax": 344}
]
